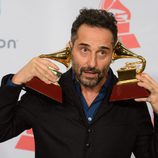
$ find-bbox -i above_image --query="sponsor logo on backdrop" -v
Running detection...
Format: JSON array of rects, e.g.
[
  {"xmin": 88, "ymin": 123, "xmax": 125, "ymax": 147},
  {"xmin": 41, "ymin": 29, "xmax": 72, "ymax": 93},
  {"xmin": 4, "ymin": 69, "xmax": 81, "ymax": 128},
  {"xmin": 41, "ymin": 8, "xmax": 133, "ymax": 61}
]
[
  {"xmin": 0, "ymin": 1, "xmax": 18, "ymax": 49},
  {"xmin": 15, "ymin": 0, "xmax": 141, "ymax": 152},
  {"xmin": 0, "ymin": 39, "xmax": 17, "ymax": 49},
  {"xmin": 100, "ymin": 0, "xmax": 140, "ymax": 49}
]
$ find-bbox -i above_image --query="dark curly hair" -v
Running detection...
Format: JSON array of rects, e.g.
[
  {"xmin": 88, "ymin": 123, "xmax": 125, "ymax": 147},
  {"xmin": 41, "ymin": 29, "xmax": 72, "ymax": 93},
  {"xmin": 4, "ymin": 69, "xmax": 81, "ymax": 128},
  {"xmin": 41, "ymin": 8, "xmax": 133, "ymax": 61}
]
[{"xmin": 71, "ymin": 8, "xmax": 118, "ymax": 46}]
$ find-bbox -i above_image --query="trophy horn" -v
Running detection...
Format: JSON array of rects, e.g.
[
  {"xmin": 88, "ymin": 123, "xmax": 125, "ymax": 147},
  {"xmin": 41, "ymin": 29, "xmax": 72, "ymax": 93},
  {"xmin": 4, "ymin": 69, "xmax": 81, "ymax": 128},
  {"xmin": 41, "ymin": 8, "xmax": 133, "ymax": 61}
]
[
  {"xmin": 39, "ymin": 47, "xmax": 71, "ymax": 68},
  {"xmin": 112, "ymin": 41, "xmax": 146, "ymax": 74},
  {"xmin": 112, "ymin": 41, "xmax": 146, "ymax": 84},
  {"xmin": 39, "ymin": 47, "xmax": 71, "ymax": 78}
]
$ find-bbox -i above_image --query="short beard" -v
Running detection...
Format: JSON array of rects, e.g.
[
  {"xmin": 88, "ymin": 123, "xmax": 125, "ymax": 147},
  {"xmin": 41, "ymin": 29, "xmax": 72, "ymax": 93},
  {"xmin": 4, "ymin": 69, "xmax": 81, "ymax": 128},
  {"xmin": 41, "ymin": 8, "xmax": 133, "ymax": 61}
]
[{"xmin": 73, "ymin": 65, "xmax": 107, "ymax": 88}]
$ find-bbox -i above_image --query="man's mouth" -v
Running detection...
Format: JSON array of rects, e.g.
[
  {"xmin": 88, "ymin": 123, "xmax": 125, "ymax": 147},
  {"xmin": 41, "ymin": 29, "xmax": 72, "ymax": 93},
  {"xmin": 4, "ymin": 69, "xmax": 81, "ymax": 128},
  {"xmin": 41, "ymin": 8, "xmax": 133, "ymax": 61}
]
[{"xmin": 82, "ymin": 71, "xmax": 98, "ymax": 78}]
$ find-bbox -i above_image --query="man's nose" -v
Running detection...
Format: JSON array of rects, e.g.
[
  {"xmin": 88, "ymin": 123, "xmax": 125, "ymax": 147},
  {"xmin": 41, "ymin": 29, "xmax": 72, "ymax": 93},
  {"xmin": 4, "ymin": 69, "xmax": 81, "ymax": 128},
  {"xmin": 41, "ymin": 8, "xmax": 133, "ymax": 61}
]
[{"xmin": 88, "ymin": 54, "xmax": 97, "ymax": 68}]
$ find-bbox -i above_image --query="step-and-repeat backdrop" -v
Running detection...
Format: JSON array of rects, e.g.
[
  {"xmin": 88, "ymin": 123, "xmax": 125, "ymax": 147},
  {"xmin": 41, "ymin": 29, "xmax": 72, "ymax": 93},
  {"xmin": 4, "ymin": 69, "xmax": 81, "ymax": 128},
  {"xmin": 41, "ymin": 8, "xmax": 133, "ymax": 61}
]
[{"xmin": 0, "ymin": 0, "xmax": 158, "ymax": 158}]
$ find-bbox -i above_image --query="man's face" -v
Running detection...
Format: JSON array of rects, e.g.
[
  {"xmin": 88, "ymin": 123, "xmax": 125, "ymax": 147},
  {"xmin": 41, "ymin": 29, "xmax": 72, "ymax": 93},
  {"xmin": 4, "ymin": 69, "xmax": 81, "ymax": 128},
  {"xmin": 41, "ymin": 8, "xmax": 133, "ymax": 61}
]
[{"xmin": 71, "ymin": 24, "xmax": 113, "ymax": 88}]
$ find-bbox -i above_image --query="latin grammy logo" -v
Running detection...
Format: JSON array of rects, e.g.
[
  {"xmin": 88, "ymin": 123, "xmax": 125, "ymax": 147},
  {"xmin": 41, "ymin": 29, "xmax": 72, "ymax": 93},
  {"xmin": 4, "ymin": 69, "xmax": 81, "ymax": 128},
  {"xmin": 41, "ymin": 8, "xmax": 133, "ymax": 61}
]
[{"xmin": 100, "ymin": 0, "xmax": 140, "ymax": 49}]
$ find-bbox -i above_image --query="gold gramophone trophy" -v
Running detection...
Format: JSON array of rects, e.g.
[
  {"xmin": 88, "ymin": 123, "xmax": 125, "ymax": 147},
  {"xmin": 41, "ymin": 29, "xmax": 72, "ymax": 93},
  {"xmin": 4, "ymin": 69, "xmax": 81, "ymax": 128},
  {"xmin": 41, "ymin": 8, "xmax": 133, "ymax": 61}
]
[
  {"xmin": 25, "ymin": 47, "xmax": 71, "ymax": 103},
  {"xmin": 110, "ymin": 41, "xmax": 150, "ymax": 101}
]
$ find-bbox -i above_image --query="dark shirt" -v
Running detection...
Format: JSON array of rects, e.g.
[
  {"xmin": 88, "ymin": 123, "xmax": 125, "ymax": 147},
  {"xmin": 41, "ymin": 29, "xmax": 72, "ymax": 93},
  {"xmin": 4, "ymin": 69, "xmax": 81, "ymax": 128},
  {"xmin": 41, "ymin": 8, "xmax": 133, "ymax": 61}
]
[{"xmin": 72, "ymin": 69, "xmax": 113, "ymax": 123}]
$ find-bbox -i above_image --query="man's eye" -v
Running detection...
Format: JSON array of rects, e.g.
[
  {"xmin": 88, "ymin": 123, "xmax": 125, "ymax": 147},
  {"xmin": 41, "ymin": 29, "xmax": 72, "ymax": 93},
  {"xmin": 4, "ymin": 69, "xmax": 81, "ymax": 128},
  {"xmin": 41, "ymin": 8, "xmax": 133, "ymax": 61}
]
[
  {"xmin": 80, "ymin": 47, "xmax": 89, "ymax": 53},
  {"xmin": 98, "ymin": 50, "xmax": 107, "ymax": 56},
  {"xmin": 97, "ymin": 50, "xmax": 111, "ymax": 59}
]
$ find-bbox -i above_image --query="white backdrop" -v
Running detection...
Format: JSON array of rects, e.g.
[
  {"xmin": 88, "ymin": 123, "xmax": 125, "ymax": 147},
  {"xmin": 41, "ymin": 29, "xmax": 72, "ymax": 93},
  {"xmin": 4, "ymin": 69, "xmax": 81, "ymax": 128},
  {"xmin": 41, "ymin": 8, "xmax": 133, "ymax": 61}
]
[{"xmin": 0, "ymin": 0, "xmax": 158, "ymax": 158}]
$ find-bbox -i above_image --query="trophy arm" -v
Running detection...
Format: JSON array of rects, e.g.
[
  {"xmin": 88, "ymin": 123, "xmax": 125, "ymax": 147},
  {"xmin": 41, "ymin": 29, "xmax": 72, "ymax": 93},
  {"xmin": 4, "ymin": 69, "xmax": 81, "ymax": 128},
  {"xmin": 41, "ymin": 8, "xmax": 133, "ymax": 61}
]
[{"xmin": 137, "ymin": 55, "xmax": 146, "ymax": 73}]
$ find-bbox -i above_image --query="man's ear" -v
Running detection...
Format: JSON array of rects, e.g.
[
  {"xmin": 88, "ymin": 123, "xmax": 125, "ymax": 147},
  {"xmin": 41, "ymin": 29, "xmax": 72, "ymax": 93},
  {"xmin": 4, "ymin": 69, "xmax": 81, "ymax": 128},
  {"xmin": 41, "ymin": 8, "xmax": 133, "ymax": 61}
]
[{"xmin": 68, "ymin": 41, "xmax": 73, "ymax": 49}]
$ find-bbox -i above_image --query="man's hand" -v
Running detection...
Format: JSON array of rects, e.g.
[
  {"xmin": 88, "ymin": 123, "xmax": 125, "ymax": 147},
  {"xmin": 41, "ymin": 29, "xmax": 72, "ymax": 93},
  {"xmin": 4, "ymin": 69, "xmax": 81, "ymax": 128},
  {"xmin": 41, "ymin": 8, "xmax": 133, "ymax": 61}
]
[
  {"xmin": 12, "ymin": 57, "xmax": 59, "ymax": 85},
  {"xmin": 135, "ymin": 73, "xmax": 158, "ymax": 114}
]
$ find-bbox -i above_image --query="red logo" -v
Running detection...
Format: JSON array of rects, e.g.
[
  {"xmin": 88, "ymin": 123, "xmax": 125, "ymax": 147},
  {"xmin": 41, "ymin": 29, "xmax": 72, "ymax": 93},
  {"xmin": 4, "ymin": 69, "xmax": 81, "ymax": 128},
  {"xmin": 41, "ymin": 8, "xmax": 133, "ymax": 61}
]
[
  {"xmin": 15, "ymin": 129, "xmax": 35, "ymax": 151},
  {"xmin": 100, "ymin": 0, "xmax": 140, "ymax": 49}
]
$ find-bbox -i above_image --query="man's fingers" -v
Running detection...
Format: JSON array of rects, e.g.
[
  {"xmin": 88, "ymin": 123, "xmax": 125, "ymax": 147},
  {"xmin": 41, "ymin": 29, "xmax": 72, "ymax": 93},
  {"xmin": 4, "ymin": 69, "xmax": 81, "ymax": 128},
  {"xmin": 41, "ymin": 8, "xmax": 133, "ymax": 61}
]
[
  {"xmin": 134, "ymin": 97, "xmax": 147, "ymax": 102},
  {"xmin": 137, "ymin": 73, "xmax": 157, "ymax": 87},
  {"xmin": 33, "ymin": 58, "xmax": 60, "ymax": 82},
  {"xmin": 136, "ymin": 73, "xmax": 158, "ymax": 94},
  {"xmin": 34, "ymin": 65, "xmax": 59, "ymax": 84},
  {"xmin": 39, "ymin": 58, "xmax": 59, "ymax": 70}
]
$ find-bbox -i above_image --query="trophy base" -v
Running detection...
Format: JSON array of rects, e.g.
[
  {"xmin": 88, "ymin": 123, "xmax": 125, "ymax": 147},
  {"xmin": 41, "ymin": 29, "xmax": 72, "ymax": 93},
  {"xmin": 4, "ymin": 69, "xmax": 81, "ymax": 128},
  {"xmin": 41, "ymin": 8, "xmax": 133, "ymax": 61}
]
[
  {"xmin": 110, "ymin": 82, "xmax": 150, "ymax": 102},
  {"xmin": 25, "ymin": 77, "xmax": 62, "ymax": 103}
]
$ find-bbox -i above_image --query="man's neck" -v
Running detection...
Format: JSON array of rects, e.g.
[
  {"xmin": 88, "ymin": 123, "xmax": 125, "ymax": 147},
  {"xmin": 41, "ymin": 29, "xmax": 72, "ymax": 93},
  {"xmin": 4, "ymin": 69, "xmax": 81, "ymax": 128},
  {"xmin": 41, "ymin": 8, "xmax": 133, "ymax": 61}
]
[{"xmin": 81, "ymin": 78, "xmax": 106, "ymax": 107}]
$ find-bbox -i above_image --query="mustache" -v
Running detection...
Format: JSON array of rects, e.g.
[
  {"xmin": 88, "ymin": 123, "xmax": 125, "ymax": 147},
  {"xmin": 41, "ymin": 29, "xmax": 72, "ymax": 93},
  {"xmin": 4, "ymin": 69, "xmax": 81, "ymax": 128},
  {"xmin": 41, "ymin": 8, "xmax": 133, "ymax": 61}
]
[{"xmin": 80, "ymin": 67, "xmax": 101, "ymax": 74}]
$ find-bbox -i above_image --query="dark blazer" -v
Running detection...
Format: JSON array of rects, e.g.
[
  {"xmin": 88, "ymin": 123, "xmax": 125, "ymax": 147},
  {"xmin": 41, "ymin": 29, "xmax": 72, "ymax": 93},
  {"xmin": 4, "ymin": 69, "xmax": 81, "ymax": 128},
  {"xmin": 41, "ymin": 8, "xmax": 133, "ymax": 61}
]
[{"xmin": 0, "ymin": 69, "xmax": 157, "ymax": 158}]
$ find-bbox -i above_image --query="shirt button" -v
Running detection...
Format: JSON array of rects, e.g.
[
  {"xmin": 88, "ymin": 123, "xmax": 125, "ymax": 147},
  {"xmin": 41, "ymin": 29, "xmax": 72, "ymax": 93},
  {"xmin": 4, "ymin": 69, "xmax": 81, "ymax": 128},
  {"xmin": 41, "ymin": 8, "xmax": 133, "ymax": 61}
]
[
  {"xmin": 85, "ymin": 143, "xmax": 90, "ymax": 148},
  {"xmin": 88, "ymin": 117, "xmax": 92, "ymax": 122},
  {"xmin": 87, "ymin": 128, "xmax": 92, "ymax": 133}
]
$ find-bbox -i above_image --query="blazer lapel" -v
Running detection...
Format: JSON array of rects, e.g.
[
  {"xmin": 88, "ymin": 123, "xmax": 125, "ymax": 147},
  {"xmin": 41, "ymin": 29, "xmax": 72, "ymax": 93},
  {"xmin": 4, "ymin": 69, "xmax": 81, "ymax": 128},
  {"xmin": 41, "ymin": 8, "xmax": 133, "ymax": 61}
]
[
  {"xmin": 92, "ymin": 73, "xmax": 117, "ymax": 124},
  {"xmin": 59, "ymin": 69, "xmax": 88, "ymax": 126}
]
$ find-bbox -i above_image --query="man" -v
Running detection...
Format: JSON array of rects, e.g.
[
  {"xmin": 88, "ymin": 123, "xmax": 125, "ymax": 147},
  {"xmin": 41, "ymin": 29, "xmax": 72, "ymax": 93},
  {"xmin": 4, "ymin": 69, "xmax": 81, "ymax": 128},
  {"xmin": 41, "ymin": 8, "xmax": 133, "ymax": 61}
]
[{"xmin": 0, "ymin": 8, "xmax": 158, "ymax": 158}]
